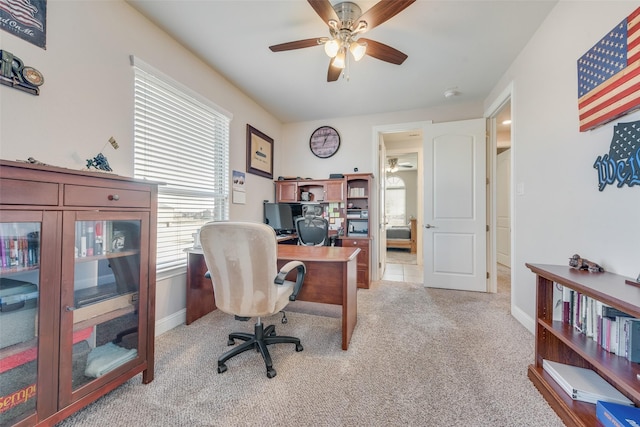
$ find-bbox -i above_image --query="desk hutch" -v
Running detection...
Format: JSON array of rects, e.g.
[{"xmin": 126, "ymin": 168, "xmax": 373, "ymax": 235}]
[
  {"xmin": 0, "ymin": 160, "xmax": 158, "ymax": 427},
  {"xmin": 275, "ymin": 173, "xmax": 373, "ymax": 289}
]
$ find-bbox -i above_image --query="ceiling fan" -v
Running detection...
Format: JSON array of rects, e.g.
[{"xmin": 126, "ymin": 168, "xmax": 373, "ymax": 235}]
[
  {"xmin": 269, "ymin": 0, "xmax": 416, "ymax": 82},
  {"xmin": 387, "ymin": 158, "xmax": 413, "ymax": 172}
]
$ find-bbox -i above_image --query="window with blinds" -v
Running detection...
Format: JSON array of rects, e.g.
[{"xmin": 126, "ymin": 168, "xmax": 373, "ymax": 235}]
[
  {"xmin": 132, "ymin": 57, "xmax": 232, "ymax": 273},
  {"xmin": 385, "ymin": 176, "xmax": 406, "ymax": 227}
]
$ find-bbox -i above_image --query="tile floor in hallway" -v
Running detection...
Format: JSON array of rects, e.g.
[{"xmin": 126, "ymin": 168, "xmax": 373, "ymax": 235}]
[{"xmin": 381, "ymin": 263, "xmax": 423, "ymax": 283}]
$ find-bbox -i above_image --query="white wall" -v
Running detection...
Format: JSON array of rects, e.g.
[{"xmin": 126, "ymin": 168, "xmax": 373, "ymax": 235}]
[
  {"xmin": 0, "ymin": 0, "xmax": 282, "ymax": 327},
  {"xmin": 279, "ymin": 102, "xmax": 482, "ymax": 179},
  {"xmin": 485, "ymin": 2, "xmax": 640, "ymax": 331},
  {"xmin": 280, "ymin": 102, "xmax": 483, "ymax": 281}
]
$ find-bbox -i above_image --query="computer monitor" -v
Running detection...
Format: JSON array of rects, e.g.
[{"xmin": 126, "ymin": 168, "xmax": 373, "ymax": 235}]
[{"xmin": 263, "ymin": 203, "xmax": 299, "ymax": 234}]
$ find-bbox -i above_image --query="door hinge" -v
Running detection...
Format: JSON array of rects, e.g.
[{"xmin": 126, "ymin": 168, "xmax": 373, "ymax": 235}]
[
  {"xmin": 486, "ymin": 225, "xmax": 489, "ymax": 232},
  {"xmin": 487, "ymin": 272, "xmax": 490, "ymax": 279}
]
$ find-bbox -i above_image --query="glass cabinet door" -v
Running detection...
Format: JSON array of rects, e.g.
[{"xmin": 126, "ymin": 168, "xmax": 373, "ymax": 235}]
[
  {"xmin": 0, "ymin": 217, "xmax": 41, "ymax": 426},
  {"xmin": 60, "ymin": 213, "xmax": 148, "ymax": 404}
]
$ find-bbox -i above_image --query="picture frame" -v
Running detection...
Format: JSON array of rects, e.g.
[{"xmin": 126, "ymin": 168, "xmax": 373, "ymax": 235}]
[{"xmin": 246, "ymin": 124, "xmax": 273, "ymax": 179}]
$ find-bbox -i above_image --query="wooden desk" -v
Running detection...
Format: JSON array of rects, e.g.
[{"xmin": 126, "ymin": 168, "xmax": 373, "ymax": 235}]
[{"xmin": 185, "ymin": 245, "xmax": 360, "ymax": 350}]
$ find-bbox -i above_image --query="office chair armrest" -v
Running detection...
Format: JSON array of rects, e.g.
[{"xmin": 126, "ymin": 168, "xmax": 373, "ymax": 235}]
[{"xmin": 274, "ymin": 261, "xmax": 306, "ymax": 301}]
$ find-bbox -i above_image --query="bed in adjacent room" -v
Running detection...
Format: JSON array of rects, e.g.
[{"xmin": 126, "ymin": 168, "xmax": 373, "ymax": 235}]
[{"xmin": 386, "ymin": 218, "xmax": 417, "ymax": 254}]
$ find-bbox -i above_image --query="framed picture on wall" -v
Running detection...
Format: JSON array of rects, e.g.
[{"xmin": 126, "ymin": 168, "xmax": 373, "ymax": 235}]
[
  {"xmin": 0, "ymin": 0, "xmax": 47, "ymax": 49},
  {"xmin": 246, "ymin": 124, "xmax": 273, "ymax": 179}
]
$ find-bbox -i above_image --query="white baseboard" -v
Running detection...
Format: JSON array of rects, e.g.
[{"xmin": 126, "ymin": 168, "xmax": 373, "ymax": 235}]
[
  {"xmin": 511, "ymin": 303, "xmax": 535, "ymax": 334},
  {"xmin": 155, "ymin": 309, "xmax": 186, "ymax": 337}
]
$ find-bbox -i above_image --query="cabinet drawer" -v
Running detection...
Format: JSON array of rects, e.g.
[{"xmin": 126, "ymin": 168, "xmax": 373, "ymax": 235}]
[
  {"xmin": 0, "ymin": 178, "xmax": 59, "ymax": 205},
  {"xmin": 341, "ymin": 239, "xmax": 369, "ymax": 267},
  {"xmin": 64, "ymin": 185, "xmax": 151, "ymax": 208}
]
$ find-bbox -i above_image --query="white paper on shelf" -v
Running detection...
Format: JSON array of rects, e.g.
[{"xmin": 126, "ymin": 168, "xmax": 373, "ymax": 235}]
[{"xmin": 542, "ymin": 359, "xmax": 634, "ymax": 406}]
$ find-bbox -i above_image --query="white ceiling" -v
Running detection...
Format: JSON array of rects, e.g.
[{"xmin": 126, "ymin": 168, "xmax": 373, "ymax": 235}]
[{"xmin": 127, "ymin": 0, "xmax": 556, "ymax": 124}]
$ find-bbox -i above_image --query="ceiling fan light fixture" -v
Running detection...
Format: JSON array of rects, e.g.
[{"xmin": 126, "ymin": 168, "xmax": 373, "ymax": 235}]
[
  {"xmin": 387, "ymin": 158, "xmax": 399, "ymax": 173},
  {"xmin": 324, "ymin": 39, "xmax": 340, "ymax": 57},
  {"xmin": 349, "ymin": 41, "xmax": 367, "ymax": 61},
  {"xmin": 333, "ymin": 49, "xmax": 346, "ymax": 69}
]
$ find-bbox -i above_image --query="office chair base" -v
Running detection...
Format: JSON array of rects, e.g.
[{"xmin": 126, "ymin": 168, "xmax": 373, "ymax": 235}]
[{"xmin": 217, "ymin": 321, "xmax": 303, "ymax": 378}]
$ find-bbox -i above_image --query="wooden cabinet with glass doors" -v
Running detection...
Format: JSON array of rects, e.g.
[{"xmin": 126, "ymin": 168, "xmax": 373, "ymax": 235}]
[{"xmin": 0, "ymin": 160, "xmax": 157, "ymax": 427}]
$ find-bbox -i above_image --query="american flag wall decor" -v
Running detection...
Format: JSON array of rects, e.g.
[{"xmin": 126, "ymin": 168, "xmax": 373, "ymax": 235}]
[
  {"xmin": 593, "ymin": 120, "xmax": 640, "ymax": 190},
  {"xmin": 577, "ymin": 7, "xmax": 640, "ymax": 132},
  {"xmin": 0, "ymin": 0, "xmax": 47, "ymax": 49}
]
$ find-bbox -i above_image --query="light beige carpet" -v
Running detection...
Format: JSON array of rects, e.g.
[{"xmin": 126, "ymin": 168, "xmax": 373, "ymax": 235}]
[{"xmin": 57, "ymin": 274, "xmax": 562, "ymax": 427}]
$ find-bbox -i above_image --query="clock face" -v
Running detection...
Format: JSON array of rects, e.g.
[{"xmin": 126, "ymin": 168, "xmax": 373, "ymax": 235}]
[{"xmin": 309, "ymin": 126, "xmax": 340, "ymax": 158}]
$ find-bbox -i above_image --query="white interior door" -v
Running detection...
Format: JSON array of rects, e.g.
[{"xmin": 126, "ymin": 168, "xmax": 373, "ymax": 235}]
[
  {"xmin": 496, "ymin": 148, "xmax": 511, "ymax": 267},
  {"xmin": 423, "ymin": 118, "xmax": 487, "ymax": 292},
  {"xmin": 378, "ymin": 140, "xmax": 387, "ymax": 277}
]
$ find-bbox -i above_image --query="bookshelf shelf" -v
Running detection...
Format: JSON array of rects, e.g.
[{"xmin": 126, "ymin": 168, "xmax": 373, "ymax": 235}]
[
  {"xmin": 0, "ymin": 265, "xmax": 39, "ymax": 275},
  {"xmin": 527, "ymin": 263, "xmax": 640, "ymax": 427},
  {"xmin": 73, "ymin": 249, "xmax": 139, "ymax": 264}
]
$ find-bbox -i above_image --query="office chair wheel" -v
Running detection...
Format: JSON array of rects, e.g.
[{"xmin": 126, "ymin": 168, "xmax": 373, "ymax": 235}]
[
  {"xmin": 217, "ymin": 364, "xmax": 228, "ymax": 374},
  {"xmin": 266, "ymin": 368, "xmax": 277, "ymax": 378},
  {"xmin": 295, "ymin": 343, "xmax": 303, "ymax": 352},
  {"xmin": 281, "ymin": 311, "xmax": 288, "ymax": 324}
]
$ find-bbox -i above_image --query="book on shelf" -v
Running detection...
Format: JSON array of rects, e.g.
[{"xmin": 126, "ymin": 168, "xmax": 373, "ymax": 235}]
[
  {"xmin": 542, "ymin": 359, "xmax": 634, "ymax": 406},
  {"xmin": 0, "ymin": 232, "xmax": 40, "ymax": 269},
  {"xmin": 560, "ymin": 286, "xmax": 638, "ymax": 358},
  {"xmin": 596, "ymin": 401, "xmax": 640, "ymax": 427},
  {"xmin": 627, "ymin": 319, "xmax": 640, "ymax": 363},
  {"xmin": 348, "ymin": 187, "xmax": 365, "ymax": 197},
  {"xmin": 552, "ymin": 282, "xmax": 563, "ymax": 321}
]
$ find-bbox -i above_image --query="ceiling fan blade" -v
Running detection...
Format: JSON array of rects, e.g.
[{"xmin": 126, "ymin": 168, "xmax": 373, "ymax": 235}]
[
  {"xmin": 359, "ymin": 38, "xmax": 408, "ymax": 65},
  {"xmin": 308, "ymin": 0, "xmax": 339, "ymax": 26},
  {"xmin": 356, "ymin": 0, "xmax": 416, "ymax": 33},
  {"xmin": 269, "ymin": 38, "xmax": 322, "ymax": 52},
  {"xmin": 327, "ymin": 59, "xmax": 342, "ymax": 82}
]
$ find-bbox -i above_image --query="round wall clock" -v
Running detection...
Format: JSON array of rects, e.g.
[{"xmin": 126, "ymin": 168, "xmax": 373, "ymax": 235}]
[{"xmin": 309, "ymin": 126, "xmax": 340, "ymax": 158}]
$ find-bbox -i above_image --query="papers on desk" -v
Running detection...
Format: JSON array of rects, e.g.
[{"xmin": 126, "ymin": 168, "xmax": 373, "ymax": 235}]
[{"xmin": 542, "ymin": 360, "xmax": 634, "ymax": 406}]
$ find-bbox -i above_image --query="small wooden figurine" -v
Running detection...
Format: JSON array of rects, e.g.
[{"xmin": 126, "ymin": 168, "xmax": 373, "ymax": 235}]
[{"xmin": 569, "ymin": 254, "xmax": 604, "ymax": 273}]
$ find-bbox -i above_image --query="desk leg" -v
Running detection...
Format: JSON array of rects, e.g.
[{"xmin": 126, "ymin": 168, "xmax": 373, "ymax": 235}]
[
  {"xmin": 343, "ymin": 257, "xmax": 358, "ymax": 350},
  {"xmin": 186, "ymin": 252, "xmax": 216, "ymax": 325}
]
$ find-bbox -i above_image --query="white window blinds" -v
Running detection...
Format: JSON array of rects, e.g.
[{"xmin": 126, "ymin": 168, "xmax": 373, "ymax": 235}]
[
  {"xmin": 132, "ymin": 56, "xmax": 231, "ymax": 273},
  {"xmin": 385, "ymin": 176, "xmax": 406, "ymax": 227}
]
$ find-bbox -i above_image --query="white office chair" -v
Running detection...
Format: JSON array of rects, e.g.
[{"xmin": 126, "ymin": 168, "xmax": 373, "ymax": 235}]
[{"xmin": 199, "ymin": 221, "xmax": 306, "ymax": 378}]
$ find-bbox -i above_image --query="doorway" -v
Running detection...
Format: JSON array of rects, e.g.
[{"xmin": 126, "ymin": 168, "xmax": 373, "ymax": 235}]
[
  {"xmin": 382, "ymin": 150, "xmax": 421, "ymax": 282},
  {"xmin": 372, "ymin": 123, "xmax": 426, "ymax": 282},
  {"xmin": 486, "ymin": 86, "xmax": 513, "ymax": 299}
]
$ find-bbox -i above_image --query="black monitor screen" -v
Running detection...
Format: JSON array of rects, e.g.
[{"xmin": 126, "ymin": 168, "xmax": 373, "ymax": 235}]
[{"xmin": 263, "ymin": 203, "xmax": 299, "ymax": 234}]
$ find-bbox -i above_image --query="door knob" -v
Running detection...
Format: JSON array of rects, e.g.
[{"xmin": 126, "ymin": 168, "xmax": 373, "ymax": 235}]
[{"xmin": 425, "ymin": 224, "xmax": 436, "ymax": 229}]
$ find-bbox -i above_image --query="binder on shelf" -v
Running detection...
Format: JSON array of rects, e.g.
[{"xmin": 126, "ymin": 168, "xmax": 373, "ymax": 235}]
[
  {"xmin": 542, "ymin": 359, "xmax": 634, "ymax": 406},
  {"xmin": 596, "ymin": 401, "xmax": 640, "ymax": 427}
]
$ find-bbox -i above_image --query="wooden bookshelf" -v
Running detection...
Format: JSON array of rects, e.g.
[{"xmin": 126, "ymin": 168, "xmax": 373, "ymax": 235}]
[{"xmin": 526, "ymin": 263, "xmax": 640, "ymax": 427}]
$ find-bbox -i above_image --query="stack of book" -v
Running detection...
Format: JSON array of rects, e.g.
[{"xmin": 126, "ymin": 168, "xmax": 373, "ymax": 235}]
[
  {"xmin": 542, "ymin": 360, "xmax": 634, "ymax": 406},
  {"xmin": 559, "ymin": 286, "xmax": 640, "ymax": 363}
]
